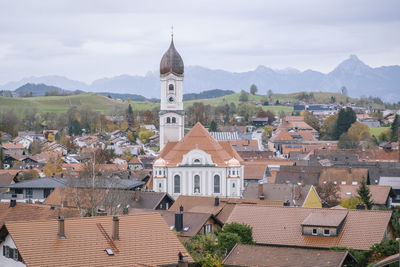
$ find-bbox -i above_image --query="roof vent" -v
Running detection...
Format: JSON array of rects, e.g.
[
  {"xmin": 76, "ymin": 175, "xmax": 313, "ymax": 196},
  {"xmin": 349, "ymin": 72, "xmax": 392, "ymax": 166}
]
[
  {"xmin": 105, "ymin": 248, "xmax": 114, "ymax": 256},
  {"xmin": 214, "ymin": 196, "xmax": 220, "ymax": 206}
]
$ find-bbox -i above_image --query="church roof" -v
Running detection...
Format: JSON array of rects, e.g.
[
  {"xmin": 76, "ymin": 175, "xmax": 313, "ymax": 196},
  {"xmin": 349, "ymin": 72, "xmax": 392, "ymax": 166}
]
[
  {"xmin": 160, "ymin": 38, "xmax": 184, "ymax": 76},
  {"xmin": 158, "ymin": 123, "xmax": 243, "ymax": 167}
]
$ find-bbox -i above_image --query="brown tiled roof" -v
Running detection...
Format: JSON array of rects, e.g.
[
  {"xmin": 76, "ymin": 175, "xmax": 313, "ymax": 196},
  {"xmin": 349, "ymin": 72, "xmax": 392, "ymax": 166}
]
[
  {"xmin": 128, "ymin": 156, "xmax": 142, "ymax": 164},
  {"xmin": 43, "ymin": 187, "xmax": 107, "ymax": 208},
  {"xmin": 275, "ymin": 167, "xmax": 321, "ymax": 185},
  {"xmin": 222, "ymin": 244, "xmax": 354, "ymax": 267},
  {"xmin": 158, "ymin": 122, "xmax": 243, "ymax": 167},
  {"xmin": 1, "ymin": 143, "xmax": 24, "ymax": 150},
  {"xmin": 237, "ymin": 151, "xmax": 274, "ymax": 161},
  {"xmin": 277, "ymin": 120, "xmax": 317, "ymax": 132},
  {"xmin": 244, "ymin": 162, "xmax": 268, "ymax": 180},
  {"xmin": 3, "ymin": 213, "xmax": 192, "ymax": 266},
  {"xmin": 338, "ymin": 185, "xmax": 392, "ymax": 205},
  {"xmin": 228, "ymin": 139, "xmax": 259, "ymax": 150},
  {"xmin": 301, "ymin": 211, "xmax": 348, "ymax": 227},
  {"xmin": 285, "ymin": 116, "xmax": 305, "ymax": 122},
  {"xmin": 359, "ymin": 149, "xmax": 399, "ymax": 162},
  {"xmin": 319, "ymin": 167, "xmax": 368, "ymax": 185},
  {"xmin": 226, "ymin": 205, "xmax": 393, "ymax": 250},
  {"xmin": 169, "ymin": 195, "xmax": 283, "ymax": 223},
  {"xmin": 0, "ymin": 202, "xmax": 78, "ymax": 226},
  {"xmin": 157, "ymin": 210, "xmax": 219, "ymax": 237},
  {"xmin": 243, "ymin": 183, "xmax": 313, "ymax": 206}
]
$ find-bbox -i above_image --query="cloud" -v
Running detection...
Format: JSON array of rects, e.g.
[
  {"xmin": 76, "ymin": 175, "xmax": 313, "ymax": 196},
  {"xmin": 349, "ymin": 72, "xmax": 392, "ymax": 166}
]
[{"xmin": 0, "ymin": 0, "xmax": 399, "ymax": 83}]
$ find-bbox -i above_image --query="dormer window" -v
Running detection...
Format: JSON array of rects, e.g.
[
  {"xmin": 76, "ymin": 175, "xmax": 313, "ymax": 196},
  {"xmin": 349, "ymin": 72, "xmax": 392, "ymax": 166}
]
[
  {"xmin": 193, "ymin": 159, "xmax": 201, "ymax": 164},
  {"xmin": 312, "ymin": 229, "xmax": 317, "ymax": 235},
  {"xmin": 324, "ymin": 229, "xmax": 331, "ymax": 236}
]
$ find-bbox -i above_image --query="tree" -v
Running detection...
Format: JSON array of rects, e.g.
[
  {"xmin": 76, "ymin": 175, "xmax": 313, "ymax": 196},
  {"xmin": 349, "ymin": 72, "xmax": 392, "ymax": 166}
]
[
  {"xmin": 250, "ymin": 84, "xmax": 258, "ymax": 95},
  {"xmin": 301, "ymin": 110, "xmax": 320, "ymax": 131},
  {"xmin": 239, "ymin": 90, "xmax": 249, "ymax": 102},
  {"xmin": 340, "ymin": 196, "xmax": 361, "ymax": 209},
  {"xmin": 263, "ymin": 126, "xmax": 274, "ymax": 138},
  {"xmin": 209, "ymin": 121, "xmax": 218, "ymax": 132},
  {"xmin": 184, "ymin": 234, "xmax": 223, "ymax": 266},
  {"xmin": 391, "ymin": 114, "xmax": 399, "ymax": 142},
  {"xmin": 17, "ymin": 169, "xmax": 40, "ymax": 180},
  {"xmin": 320, "ymin": 114, "xmax": 338, "ymax": 140},
  {"xmin": 142, "ymin": 110, "xmax": 154, "ymax": 123},
  {"xmin": 347, "ymin": 122, "xmax": 371, "ymax": 141},
  {"xmin": 338, "ymin": 132, "xmax": 359, "ymax": 149},
  {"xmin": 222, "ymin": 222, "xmax": 254, "ymax": 244},
  {"xmin": 42, "ymin": 155, "xmax": 65, "ymax": 177},
  {"xmin": 335, "ymin": 107, "xmax": 356, "ymax": 139},
  {"xmin": 316, "ymin": 181, "xmax": 340, "ymax": 207},
  {"xmin": 28, "ymin": 140, "xmax": 43, "ymax": 155},
  {"xmin": 138, "ymin": 129, "xmax": 154, "ymax": 144},
  {"xmin": 357, "ymin": 178, "xmax": 373, "ymax": 210}
]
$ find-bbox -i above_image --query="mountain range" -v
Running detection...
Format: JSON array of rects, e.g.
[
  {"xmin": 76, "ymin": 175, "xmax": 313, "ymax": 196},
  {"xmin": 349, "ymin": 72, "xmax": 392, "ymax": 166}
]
[{"xmin": 1, "ymin": 55, "xmax": 399, "ymax": 102}]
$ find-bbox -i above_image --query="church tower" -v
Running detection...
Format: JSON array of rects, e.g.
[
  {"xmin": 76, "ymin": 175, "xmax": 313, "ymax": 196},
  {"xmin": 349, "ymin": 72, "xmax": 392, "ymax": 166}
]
[{"xmin": 159, "ymin": 35, "xmax": 185, "ymax": 150}]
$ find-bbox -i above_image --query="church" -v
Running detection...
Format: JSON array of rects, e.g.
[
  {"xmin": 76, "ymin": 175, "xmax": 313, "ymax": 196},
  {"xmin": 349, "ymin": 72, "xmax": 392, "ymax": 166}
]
[{"xmin": 153, "ymin": 36, "xmax": 245, "ymax": 198}]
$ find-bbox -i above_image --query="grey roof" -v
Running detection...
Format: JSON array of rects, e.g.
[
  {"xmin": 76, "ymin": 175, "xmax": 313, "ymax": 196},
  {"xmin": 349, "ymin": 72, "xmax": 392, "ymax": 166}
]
[
  {"xmin": 210, "ymin": 131, "xmax": 239, "ymax": 141},
  {"xmin": 130, "ymin": 191, "xmax": 173, "ymax": 209},
  {"xmin": 2, "ymin": 177, "xmax": 144, "ymax": 190}
]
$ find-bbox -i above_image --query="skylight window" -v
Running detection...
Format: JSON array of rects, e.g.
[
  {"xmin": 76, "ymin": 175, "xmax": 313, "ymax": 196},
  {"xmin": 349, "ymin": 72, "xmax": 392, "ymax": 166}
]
[
  {"xmin": 105, "ymin": 249, "xmax": 114, "ymax": 256},
  {"xmin": 183, "ymin": 226, "xmax": 190, "ymax": 232},
  {"xmin": 170, "ymin": 225, "xmax": 175, "ymax": 230}
]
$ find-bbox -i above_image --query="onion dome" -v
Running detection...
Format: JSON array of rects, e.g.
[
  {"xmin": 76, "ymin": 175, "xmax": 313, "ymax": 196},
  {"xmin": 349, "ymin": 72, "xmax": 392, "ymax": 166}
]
[{"xmin": 160, "ymin": 37, "xmax": 184, "ymax": 76}]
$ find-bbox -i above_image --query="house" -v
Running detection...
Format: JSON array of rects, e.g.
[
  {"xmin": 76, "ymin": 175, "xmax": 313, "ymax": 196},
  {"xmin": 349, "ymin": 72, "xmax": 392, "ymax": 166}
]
[
  {"xmin": 2, "ymin": 177, "xmax": 144, "ymax": 202},
  {"xmin": 237, "ymin": 151, "xmax": 274, "ymax": 161},
  {"xmin": 0, "ymin": 171, "xmax": 20, "ymax": 194},
  {"xmin": 243, "ymin": 183, "xmax": 322, "ymax": 208},
  {"xmin": 0, "ymin": 213, "xmax": 193, "ymax": 266},
  {"xmin": 338, "ymin": 185, "xmax": 394, "ymax": 208},
  {"xmin": 128, "ymin": 156, "xmax": 143, "ymax": 170},
  {"xmin": 153, "ymin": 123, "xmax": 245, "ymax": 199},
  {"xmin": 12, "ymin": 135, "xmax": 33, "ymax": 149},
  {"xmin": 319, "ymin": 167, "xmax": 369, "ymax": 185},
  {"xmin": 252, "ymin": 117, "xmax": 269, "ymax": 127},
  {"xmin": 44, "ymin": 188, "xmax": 175, "ymax": 212},
  {"xmin": 170, "ymin": 195, "xmax": 282, "ymax": 224},
  {"xmin": 222, "ymin": 244, "xmax": 356, "ymax": 267},
  {"xmin": 130, "ymin": 208, "xmax": 223, "ymax": 241},
  {"xmin": 226, "ymin": 205, "xmax": 394, "ymax": 250},
  {"xmin": 228, "ymin": 139, "xmax": 259, "ymax": 152},
  {"xmin": 275, "ymin": 165, "xmax": 322, "ymax": 185}
]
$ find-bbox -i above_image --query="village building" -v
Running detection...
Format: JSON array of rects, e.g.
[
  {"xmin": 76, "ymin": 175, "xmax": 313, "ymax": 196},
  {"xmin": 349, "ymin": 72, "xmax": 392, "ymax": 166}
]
[
  {"xmin": 222, "ymin": 244, "xmax": 356, "ymax": 267},
  {"xmin": 153, "ymin": 123, "xmax": 245, "ymax": 198},
  {"xmin": 243, "ymin": 183, "xmax": 322, "ymax": 208},
  {"xmin": 226, "ymin": 205, "xmax": 394, "ymax": 250},
  {"xmin": 0, "ymin": 213, "xmax": 192, "ymax": 266}
]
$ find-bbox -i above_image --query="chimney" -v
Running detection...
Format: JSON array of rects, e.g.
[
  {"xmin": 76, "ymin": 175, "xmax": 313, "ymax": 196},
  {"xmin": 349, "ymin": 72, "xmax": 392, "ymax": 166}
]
[
  {"xmin": 175, "ymin": 212, "xmax": 183, "ymax": 232},
  {"xmin": 356, "ymin": 203, "xmax": 365, "ymax": 210},
  {"xmin": 179, "ymin": 205, "xmax": 184, "ymax": 213},
  {"xmin": 134, "ymin": 190, "xmax": 141, "ymax": 202},
  {"xmin": 214, "ymin": 196, "xmax": 220, "ymax": 206},
  {"xmin": 58, "ymin": 216, "xmax": 66, "ymax": 238},
  {"xmin": 112, "ymin": 216, "xmax": 119, "ymax": 241},
  {"xmin": 9, "ymin": 199, "xmax": 16, "ymax": 208},
  {"xmin": 258, "ymin": 182, "xmax": 264, "ymax": 200},
  {"xmin": 178, "ymin": 252, "xmax": 189, "ymax": 267}
]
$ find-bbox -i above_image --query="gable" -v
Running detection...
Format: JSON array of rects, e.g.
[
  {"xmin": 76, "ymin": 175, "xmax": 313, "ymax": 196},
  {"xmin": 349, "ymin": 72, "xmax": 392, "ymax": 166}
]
[
  {"xmin": 303, "ymin": 186, "xmax": 322, "ymax": 208},
  {"xmin": 180, "ymin": 149, "xmax": 214, "ymax": 166}
]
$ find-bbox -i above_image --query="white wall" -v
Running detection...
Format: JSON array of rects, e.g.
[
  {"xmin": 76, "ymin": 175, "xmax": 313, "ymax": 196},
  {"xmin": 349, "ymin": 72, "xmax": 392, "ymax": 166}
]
[{"xmin": 0, "ymin": 235, "xmax": 26, "ymax": 267}]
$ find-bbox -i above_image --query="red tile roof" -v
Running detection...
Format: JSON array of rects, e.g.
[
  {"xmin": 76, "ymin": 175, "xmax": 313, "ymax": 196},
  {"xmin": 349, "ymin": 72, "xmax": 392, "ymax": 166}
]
[
  {"xmin": 226, "ymin": 205, "xmax": 393, "ymax": 250},
  {"xmin": 3, "ymin": 213, "xmax": 192, "ymax": 266}
]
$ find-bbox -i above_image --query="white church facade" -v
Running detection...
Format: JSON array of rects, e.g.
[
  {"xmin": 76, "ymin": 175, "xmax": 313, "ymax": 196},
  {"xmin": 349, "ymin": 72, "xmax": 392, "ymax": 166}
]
[{"xmin": 153, "ymin": 36, "xmax": 244, "ymax": 199}]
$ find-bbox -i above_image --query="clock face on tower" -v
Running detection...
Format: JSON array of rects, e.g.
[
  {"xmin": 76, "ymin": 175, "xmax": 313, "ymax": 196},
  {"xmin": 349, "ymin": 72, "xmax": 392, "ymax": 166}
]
[{"xmin": 168, "ymin": 95, "xmax": 175, "ymax": 103}]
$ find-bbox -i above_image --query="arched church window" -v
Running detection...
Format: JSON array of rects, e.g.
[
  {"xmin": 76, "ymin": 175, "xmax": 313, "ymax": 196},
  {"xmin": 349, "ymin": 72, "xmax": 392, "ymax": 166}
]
[
  {"xmin": 174, "ymin": 175, "xmax": 181, "ymax": 193},
  {"xmin": 194, "ymin": 175, "xmax": 200, "ymax": 193},
  {"xmin": 214, "ymin": 175, "xmax": 220, "ymax": 193},
  {"xmin": 166, "ymin": 117, "xmax": 171, "ymax": 124},
  {"xmin": 169, "ymin": 84, "xmax": 174, "ymax": 91},
  {"xmin": 172, "ymin": 117, "xmax": 176, "ymax": 123}
]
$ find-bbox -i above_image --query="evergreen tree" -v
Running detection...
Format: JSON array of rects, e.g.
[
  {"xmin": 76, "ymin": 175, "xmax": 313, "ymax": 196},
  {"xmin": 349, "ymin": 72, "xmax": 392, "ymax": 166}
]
[
  {"xmin": 391, "ymin": 114, "xmax": 399, "ymax": 142},
  {"xmin": 357, "ymin": 178, "xmax": 374, "ymax": 210},
  {"xmin": 127, "ymin": 104, "xmax": 133, "ymax": 115},
  {"xmin": 209, "ymin": 121, "xmax": 218, "ymax": 132},
  {"xmin": 335, "ymin": 107, "xmax": 356, "ymax": 140},
  {"xmin": 250, "ymin": 84, "xmax": 258, "ymax": 95}
]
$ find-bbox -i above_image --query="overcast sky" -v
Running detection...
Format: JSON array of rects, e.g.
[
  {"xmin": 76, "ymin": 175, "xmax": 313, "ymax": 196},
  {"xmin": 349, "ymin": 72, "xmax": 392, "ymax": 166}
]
[{"xmin": 0, "ymin": 0, "xmax": 399, "ymax": 84}]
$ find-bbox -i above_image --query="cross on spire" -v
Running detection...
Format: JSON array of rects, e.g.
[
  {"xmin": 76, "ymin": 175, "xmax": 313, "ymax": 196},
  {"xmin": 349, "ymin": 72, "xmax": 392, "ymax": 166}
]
[{"xmin": 171, "ymin": 25, "xmax": 174, "ymax": 39}]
